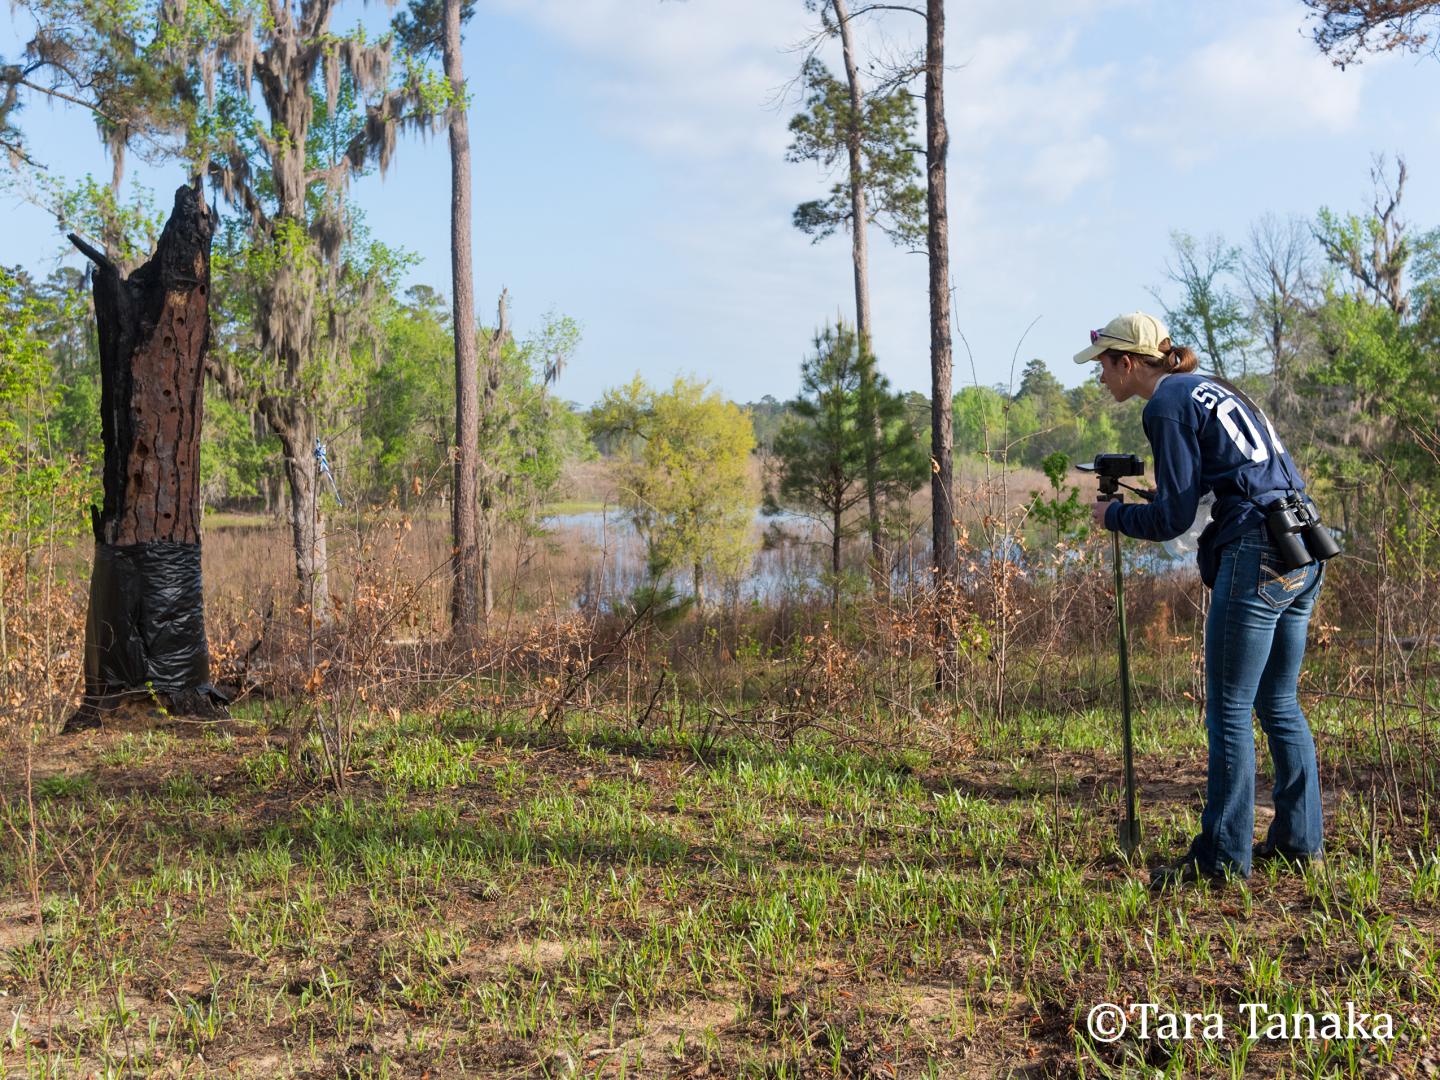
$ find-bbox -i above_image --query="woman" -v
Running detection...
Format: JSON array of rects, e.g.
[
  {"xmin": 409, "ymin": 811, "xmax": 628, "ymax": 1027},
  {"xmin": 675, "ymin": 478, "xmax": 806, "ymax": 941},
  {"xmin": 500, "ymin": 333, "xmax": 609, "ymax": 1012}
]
[{"xmin": 1073, "ymin": 312, "xmax": 1326, "ymax": 889}]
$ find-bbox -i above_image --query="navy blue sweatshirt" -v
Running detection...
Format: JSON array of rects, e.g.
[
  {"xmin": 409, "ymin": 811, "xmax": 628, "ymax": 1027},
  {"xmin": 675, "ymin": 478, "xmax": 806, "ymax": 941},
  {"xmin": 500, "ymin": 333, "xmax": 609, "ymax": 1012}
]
[{"xmin": 1104, "ymin": 373, "xmax": 1306, "ymax": 585}]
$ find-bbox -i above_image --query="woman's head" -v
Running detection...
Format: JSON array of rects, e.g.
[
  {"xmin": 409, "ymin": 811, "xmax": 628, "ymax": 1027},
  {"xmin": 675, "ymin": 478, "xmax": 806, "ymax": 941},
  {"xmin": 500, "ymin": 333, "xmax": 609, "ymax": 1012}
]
[{"xmin": 1072, "ymin": 311, "xmax": 1197, "ymax": 401}]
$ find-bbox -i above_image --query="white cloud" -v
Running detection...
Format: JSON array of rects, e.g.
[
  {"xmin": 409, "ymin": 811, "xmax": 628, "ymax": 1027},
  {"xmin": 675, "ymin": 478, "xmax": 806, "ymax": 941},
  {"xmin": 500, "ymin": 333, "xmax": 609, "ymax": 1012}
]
[
  {"xmin": 948, "ymin": 30, "xmax": 1110, "ymax": 139},
  {"xmin": 1026, "ymin": 134, "xmax": 1111, "ymax": 201},
  {"xmin": 485, "ymin": 0, "xmax": 812, "ymax": 169},
  {"xmin": 1170, "ymin": 11, "xmax": 1365, "ymax": 142}
]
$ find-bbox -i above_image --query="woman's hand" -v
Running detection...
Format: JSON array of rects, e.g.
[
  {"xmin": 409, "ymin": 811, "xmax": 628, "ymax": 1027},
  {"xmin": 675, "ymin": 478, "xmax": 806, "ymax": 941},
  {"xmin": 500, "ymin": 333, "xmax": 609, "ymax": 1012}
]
[{"xmin": 1092, "ymin": 500, "xmax": 1112, "ymax": 530}]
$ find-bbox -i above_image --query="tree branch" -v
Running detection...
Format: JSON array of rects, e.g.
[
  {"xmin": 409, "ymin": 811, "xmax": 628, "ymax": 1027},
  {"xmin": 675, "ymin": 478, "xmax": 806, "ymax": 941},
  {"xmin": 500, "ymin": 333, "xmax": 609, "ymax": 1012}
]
[
  {"xmin": 846, "ymin": 3, "xmax": 926, "ymax": 18},
  {"xmin": 300, "ymin": 0, "xmax": 342, "ymax": 43},
  {"xmin": 0, "ymin": 134, "xmax": 44, "ymax": 170},
  {"xmin": 12, "ymin": 75, "xmax": 118, "ymax": 124},
  {"xmin": 67, "ymin": 231, "xmax": 115, "ymax": 273}
]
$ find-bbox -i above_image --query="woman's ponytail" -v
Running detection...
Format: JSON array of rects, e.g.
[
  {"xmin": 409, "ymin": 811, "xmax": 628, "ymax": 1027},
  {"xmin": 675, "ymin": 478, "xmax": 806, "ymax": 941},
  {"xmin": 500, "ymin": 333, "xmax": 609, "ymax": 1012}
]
[{"xmin": 1155, "ymin": 337, "xmax": 1198, "ymax": 373}]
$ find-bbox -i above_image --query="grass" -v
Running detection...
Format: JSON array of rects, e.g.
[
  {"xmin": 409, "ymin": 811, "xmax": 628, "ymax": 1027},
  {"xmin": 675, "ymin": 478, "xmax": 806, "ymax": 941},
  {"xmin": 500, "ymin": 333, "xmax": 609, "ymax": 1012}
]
[
  {"xmin": 1, "ymin": 703, "xmax": 1436, "ymax": 1078},
  {"xmin": 538, "ymin": 500, "xmax": 610, "ymax": 517},
  {"xmin": 200, "ymin": 510, "xmax": 279, "ymax": 530},
  {"xmin": 202, "ymin": 498, "xmax": 609, "ymax": 531}
]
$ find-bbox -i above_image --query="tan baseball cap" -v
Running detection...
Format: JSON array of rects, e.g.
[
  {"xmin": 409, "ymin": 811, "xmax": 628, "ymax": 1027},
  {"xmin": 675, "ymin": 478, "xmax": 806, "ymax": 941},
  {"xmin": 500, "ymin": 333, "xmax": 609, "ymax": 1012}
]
[{"xmin": 1073, "ymin": 311, "xmax": 1169, "ymax": 364}]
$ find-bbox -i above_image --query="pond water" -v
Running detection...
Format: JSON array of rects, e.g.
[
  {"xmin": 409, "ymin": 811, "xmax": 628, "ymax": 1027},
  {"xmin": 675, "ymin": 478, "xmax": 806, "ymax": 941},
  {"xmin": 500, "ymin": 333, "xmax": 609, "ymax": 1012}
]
[
  {"xmin": 539, "ymin": 508, "xmax": 1191, "ymax": 606},
  {"xmin": 541, "ymin": 509, "xmax": 838, "ymax": 604}
]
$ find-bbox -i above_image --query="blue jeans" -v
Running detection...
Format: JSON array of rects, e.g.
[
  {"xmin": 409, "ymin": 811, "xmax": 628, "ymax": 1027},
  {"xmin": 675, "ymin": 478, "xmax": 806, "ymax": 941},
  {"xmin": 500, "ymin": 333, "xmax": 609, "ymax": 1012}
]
[{"xmin": 1188, "ymin": 526, "xmax": 1325, "ymax": 877}]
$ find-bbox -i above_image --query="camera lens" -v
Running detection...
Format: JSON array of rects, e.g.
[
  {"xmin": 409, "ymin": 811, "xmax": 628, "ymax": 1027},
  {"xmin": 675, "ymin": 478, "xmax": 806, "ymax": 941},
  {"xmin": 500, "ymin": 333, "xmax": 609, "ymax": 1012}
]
[
  {"xmin": 1302, "ymin": 520, "xmax": 1342, "ymax": 562},
  {"xmin": 1265, "ymin": 501, "xmax": 1314, "ymax": 571}
]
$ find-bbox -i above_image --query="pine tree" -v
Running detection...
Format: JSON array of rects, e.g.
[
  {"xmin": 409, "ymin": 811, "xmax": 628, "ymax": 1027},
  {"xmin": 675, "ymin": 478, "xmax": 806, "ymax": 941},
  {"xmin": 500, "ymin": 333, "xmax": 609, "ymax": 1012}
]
[{"xmin": 769, "ymin": 322, "xmax": 924, "ymax": 607}]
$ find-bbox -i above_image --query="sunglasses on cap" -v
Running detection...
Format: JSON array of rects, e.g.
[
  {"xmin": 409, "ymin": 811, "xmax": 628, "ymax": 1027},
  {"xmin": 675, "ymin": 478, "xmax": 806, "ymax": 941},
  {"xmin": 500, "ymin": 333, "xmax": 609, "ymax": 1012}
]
[{"xmin": 1090, "ymin": 328, "xmax": 1136, "ymax": 345}]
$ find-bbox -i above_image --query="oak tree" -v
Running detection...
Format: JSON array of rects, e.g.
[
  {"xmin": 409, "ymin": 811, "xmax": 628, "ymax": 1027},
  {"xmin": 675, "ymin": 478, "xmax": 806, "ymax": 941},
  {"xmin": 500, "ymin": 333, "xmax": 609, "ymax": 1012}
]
[
  {"xmin": 185, "ymin": 0, "xmax": 421, "ymax": 620},
  {"xmin": 1155, "ymin": 231, "xmax": 1252, "ymax": 380},
  {"xmin": 589, "ymin": 376, "xmax": 756, "ymax": 608}
]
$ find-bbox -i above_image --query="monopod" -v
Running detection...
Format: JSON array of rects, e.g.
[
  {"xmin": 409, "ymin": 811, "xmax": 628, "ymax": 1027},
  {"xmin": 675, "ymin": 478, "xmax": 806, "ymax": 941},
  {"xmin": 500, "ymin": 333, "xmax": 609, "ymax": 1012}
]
[{"xmin": 1078, "ymin": 455, "xmax": 1147, "ymax": 855}]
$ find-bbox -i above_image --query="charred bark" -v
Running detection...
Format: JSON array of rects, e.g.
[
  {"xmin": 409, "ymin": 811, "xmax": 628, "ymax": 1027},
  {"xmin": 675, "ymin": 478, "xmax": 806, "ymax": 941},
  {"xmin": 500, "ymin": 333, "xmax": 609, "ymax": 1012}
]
[{"xmin": 65, "ymin": 182, "xmax": 228, "ymax": 729}]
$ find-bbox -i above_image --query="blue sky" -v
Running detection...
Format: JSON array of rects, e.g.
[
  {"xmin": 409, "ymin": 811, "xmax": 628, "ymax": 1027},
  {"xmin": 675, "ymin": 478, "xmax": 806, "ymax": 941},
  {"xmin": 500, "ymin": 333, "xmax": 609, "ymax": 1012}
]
[{"xmin": 5, "ymin": 0, "xmax": 1440, "ymax": 407}]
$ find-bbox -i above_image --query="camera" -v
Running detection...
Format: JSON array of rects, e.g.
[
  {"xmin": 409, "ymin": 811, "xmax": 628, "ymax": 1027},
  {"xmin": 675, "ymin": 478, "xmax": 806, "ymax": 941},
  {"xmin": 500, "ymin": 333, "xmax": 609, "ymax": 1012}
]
[
  {"xmin": 1088, "ymin": 453, "xmax": 1146, "ymax": 478},
  {"xmin": 1264, "ymin": 494, "xmax": 1342, "ymax": 572},
  {"xmin": 1078, "ymin": 454, "xmax": 1145, "ymax": 499}
]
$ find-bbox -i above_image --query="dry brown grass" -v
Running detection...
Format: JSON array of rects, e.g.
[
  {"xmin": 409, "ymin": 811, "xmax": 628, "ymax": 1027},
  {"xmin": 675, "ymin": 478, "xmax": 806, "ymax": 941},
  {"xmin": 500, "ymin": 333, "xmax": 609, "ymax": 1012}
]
[
  {"xmin": 2, "ymin": 455, "xmax": 1434, "ymax": 817},
  {"xmin": 2, "ymin": 462, "xmax": 1438, "ymax": 1078}
]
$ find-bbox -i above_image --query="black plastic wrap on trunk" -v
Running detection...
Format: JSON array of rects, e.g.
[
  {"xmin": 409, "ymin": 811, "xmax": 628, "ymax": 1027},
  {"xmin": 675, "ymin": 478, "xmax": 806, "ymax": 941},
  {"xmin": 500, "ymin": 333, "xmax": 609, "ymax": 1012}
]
[{"xmin": 85, "ymin": 541, "xmax": 211, "ymax": 694}]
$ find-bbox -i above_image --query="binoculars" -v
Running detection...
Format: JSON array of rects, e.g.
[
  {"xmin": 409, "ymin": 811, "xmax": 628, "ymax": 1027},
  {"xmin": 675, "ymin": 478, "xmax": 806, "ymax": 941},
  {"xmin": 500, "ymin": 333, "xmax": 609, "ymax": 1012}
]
[{"xmin": 1264, "ymin": 494, "xmax": 1342, "ymax": 571}]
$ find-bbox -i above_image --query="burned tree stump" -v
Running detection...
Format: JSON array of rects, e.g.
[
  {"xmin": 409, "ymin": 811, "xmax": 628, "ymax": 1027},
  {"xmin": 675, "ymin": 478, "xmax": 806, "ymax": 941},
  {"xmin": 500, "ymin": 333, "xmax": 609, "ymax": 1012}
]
[{"xmin": 65, "ymin": 181, "xmax": 228, "ymax": 730}]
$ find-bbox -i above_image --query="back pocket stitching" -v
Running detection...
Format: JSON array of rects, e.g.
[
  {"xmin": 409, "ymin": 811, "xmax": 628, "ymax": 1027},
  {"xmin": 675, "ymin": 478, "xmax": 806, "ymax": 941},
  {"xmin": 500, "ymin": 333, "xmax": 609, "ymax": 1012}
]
[{"xmin": 1258, "ymin": 561, "xmax": 1309, "ymax": 609}]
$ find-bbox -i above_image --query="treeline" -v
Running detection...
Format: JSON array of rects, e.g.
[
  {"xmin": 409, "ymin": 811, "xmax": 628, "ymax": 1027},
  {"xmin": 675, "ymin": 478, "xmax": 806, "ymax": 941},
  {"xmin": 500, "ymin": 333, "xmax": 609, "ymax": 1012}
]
[
  {"xmin": 1144, "ymin": 159, "xmax": 1440, "ymax": 545},
  {"xmin": 4, "ymin": 157, "xmax": 1440, "ymax": 604},
  {"xmin": 1, "ymin": 258, "xmax": 1131, "ymax": 512},
  {"xmin": 769, "ymin": 157, "xmax": 1440, "ymax": 548},
  {"xmin": 3, "ymin": 0, "xmax": 1438, "ymax": 636},
  {"xmin": 0, "ymin": 262, "xmax": 589, "ymax": 517},
  {"xmin": 752, "ymin": 359, "xmax": 1145, "ymax": 469}
]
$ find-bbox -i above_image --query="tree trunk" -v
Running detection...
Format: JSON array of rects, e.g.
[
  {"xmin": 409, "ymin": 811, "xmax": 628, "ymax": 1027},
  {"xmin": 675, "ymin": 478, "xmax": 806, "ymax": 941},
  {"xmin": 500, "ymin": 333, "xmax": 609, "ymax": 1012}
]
[
  {"xmin": 857, "ymin": 352, "xmax": 887, "ymax": 593},
  {"xmin": 445, "ymin": 0, "xmax": 482, "ymax": 636},
  {"xmin": 480, "ymin": 491, "xmax": 495, "ymax": 618},
  {"xmin": 862, "ymin": 395, "xmax": 884, "ymax": 588},
  {"xmin": 66, "ymin": 182, "xmax": 226, "ymax": 728},
  {"xmin": 693, "ymin": 561, "xmax": 705, "ymax": 609},
  {"xmin": 832, "ymin": 504, "xmax": 843, "ymax": 611},
  {"xmin": 479, "ymin": 291, "xmax": 511, "ymax": 622},
  {"xmin": 832, "ymin": 0, "xmax": 885, "ymax": 591},
  {"xmin": 833, "ymin": 0, "xmax": 872, "ymax": 345},
  {"xmin": 926, "ymin": 0, "xmax": 957, "ymax": 685},
  {"xmin": 275, "ymin": 419, "xmax": 331, "ymax": 624}
]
